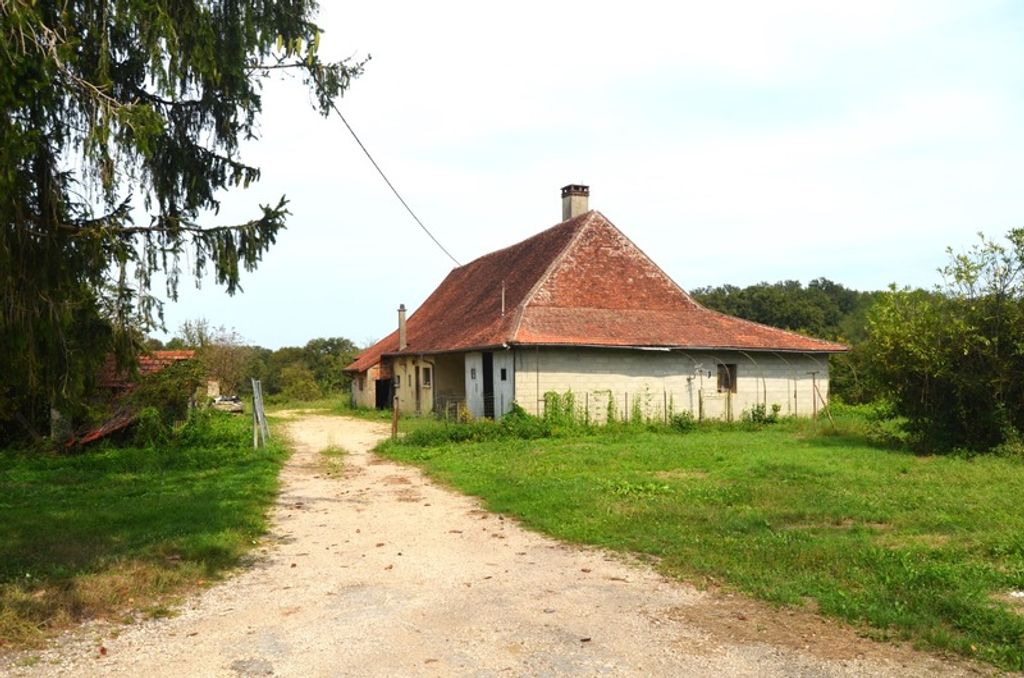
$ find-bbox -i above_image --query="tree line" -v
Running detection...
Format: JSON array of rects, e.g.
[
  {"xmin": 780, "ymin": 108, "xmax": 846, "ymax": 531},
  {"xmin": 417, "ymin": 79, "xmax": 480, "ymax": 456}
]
[
  {"xmin": 147, "ymin": 320, "xmax": 361, "ymax": 403},
  {"xmin": 691, "ymin": 229, "xmax": 1024, "ymax": 454}
]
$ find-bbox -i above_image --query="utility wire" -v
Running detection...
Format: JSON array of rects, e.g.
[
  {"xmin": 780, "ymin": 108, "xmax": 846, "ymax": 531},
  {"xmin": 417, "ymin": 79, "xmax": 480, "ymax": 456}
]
[{"xmin": 324, "ymin": 98, "xmax": 461, "ymax": 266}]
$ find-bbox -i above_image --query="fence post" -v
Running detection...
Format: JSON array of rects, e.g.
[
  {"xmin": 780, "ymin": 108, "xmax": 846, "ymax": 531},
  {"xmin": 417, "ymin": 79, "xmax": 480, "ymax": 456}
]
[
  {"xmin": 391, "ymin": 395, "xmax": 400, "ymax": 440},
  {"xmin": 809, "ymin": 371, "xmax": 819, "ymax": 420},
  {"xmin": 251, "ymin": 378, "xmax": 270, "ymax": 449}
]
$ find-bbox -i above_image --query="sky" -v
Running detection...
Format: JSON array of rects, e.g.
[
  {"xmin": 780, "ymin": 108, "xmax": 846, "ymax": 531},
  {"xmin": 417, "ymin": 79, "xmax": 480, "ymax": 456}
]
[{"xmin": 152, "ymin": 1, "xmax": 1024, "ymax": 349}]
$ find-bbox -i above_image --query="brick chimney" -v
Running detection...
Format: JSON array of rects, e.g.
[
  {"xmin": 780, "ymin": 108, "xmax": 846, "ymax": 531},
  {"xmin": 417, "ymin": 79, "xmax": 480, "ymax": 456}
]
[
  {"xmin": 561, "ymin": 184, "xmax": 589, "ymax": 221},
  {"xmin": 398, "ymin": 304, "xmax": 407, "ymax": 351}
]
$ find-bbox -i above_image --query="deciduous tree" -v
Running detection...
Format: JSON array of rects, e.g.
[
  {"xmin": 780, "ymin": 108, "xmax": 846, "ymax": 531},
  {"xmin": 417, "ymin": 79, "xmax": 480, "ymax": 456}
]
[{"xmin": 863, "ymin": 230, "xmax": 1024, "ymax": 451}]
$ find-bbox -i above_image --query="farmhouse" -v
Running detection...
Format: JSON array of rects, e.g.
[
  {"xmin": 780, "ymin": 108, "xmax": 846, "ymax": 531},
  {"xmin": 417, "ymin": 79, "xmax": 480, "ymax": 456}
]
[{"xmin": 346, "ymin": 185, "xmax": 846, "ymax": 422}]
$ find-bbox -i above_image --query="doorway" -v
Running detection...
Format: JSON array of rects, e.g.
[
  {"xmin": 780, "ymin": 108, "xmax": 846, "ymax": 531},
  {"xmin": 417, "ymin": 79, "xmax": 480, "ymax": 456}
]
[
  {"xmin": 482, "ymin": 352, "xmax": 495, "ymax": 419},
  {"xmin": 374, "ymin": 379, "xmax": 391, "ymax": 409}
]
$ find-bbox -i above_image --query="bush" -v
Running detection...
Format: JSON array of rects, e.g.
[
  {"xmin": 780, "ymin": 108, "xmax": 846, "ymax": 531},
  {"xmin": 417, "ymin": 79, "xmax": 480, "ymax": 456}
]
[
  {"xmin": 133, "ymin": 406, "xmax": 170, "ymax": 448},
  {"xmin": 173, "ymin": 408, "xmax": 243, "ymax": 450},
  {"xmin": 128, "ymin": 359, "xmax": 203, "ymax": 425},
  {"xmin": 279, "ymin": 363, "xmax": 323, "ymax": 402},
  {"xmin": 744, "ymin": 403, "xmax": 781, "ymax": 425},
  {"xmin": 543, "ymin": 390, "xmax": 578, "ymax": 426},
  {"xmin": 862, "ymin": 230, "xmax": 1024, "ymax": 453},
  {"xmin": 669, "ymin": 411, "xmax": 696, "ymax": 433}
]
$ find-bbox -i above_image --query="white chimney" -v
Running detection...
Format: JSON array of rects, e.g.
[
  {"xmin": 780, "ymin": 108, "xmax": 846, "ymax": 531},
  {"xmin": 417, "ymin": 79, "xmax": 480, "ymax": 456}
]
[
  {"xmin": 561, "ymin": 184, "xmax": 589, "ymax": 221},
  {"xmin": 398, "ymin": 304, "xmax": 407, "ymax": 351}
]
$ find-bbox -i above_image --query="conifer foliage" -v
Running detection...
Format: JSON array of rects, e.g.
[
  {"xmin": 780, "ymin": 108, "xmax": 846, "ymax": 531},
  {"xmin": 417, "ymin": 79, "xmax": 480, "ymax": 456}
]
[{"xmin": 0, "ymin": 1, "xmax": 360, "ymax": 440}]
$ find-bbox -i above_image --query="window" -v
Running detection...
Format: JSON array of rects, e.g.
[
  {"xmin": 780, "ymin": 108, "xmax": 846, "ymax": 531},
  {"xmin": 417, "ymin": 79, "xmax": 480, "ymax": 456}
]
[
  {"xmin": 395, "ymin": 374, "xmax": 401, "ymax": 388},
  {"xmin": 422, "ymin": 367, "xmax": 432, "ymax": 387},
  {"xmin": 500, "ymin": 368, "xmax": 507, "ymax": 381},
  {"xmin": 470, "ymin": 367, "xmax": 477, "ymax": 380},
  {"xmin": 717, "ymin": 364, "xmax": 737, "ymax": 393}
]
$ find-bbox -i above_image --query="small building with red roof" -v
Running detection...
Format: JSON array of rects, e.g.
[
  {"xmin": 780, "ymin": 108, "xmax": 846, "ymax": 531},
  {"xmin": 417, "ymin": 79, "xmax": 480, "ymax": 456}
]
[{"xmin": 346, "ymin": 185, "xmax": 846, "ymax": 422}]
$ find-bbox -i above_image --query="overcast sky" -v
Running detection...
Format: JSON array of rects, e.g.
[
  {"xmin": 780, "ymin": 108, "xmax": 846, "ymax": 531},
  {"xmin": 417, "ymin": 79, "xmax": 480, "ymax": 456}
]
[{"xmin": 153, "ymin": 1, "xmax": 1024, "ymax": 349}]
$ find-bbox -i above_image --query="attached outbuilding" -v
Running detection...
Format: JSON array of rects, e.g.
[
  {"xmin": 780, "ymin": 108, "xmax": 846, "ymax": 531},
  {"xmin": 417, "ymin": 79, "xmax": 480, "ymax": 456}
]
[{"xmin": 346, "ymin": 185, "xmax": 846, "ymax": 422}]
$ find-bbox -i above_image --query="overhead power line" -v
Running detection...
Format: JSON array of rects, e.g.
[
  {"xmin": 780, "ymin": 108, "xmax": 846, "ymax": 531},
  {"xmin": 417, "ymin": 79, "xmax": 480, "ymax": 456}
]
[{"xmin": 324, "ymin": 98, "xmax": 461, "ymax": 267}]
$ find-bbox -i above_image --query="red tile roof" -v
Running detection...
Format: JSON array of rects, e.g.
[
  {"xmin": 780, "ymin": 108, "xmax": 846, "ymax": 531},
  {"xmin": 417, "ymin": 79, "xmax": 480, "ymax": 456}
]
[
  {"xmin": 98, "ymin": 350, "xmax": 196, "ymax": 390},
  {"xmin": 347, "ymin": 212, "xmax": 846, "ymax": 372},
  {"xmin": 71, "ymin": 350, "xmax": 197, "ymax": 448}
]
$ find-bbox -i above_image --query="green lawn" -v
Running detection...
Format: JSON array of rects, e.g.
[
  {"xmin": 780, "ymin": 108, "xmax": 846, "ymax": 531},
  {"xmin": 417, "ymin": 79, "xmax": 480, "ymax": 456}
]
[
  {"xmin": 378, "ymin": 421, "xmax": 1024, "ymax": 670},
  {"xmin": 0, "ymin": 412, "xmax": 286, "ymax": 647}
]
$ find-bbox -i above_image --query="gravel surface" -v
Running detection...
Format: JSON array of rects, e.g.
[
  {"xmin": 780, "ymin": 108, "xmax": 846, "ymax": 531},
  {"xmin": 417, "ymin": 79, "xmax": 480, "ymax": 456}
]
[{"xmin": 1, "ymin": 413, "xmax": 990, "ymax": 677}]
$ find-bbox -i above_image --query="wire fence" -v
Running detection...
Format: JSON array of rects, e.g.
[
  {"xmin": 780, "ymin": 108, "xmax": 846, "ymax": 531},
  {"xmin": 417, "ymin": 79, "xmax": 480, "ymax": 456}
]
[{"xmin": 531, "ymin": 385, "xmax": 831, "ymax": 425}]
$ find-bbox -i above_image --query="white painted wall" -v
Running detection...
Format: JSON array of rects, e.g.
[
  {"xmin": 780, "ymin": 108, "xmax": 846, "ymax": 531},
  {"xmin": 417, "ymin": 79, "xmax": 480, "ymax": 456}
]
[
  {"xmin": 513, "ymin": 347, "xmax": 831, "ymax": 422},
  {"xmin": 464, "ymin": 352, "xmax": 484, "ymax": 418},
  {"xmin": 492, "ymin": 350, "xmax": 515, "ymax": 418}
]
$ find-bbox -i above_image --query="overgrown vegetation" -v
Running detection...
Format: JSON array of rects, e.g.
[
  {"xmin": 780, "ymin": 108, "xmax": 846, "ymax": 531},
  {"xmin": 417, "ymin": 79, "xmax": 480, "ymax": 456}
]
[
  {"xmin": 0, "ymin": 412, "xmax": 286, "ymax": 648},
  {"xmin": 390, "ymin": 391, "xmax": 807, "ymax": 449},
  {"xmin": 378, "ymin": 408, "xmax": 1024, "ymax": 670},
  {"xmin": 153, "ymin": 324, "xmax": 361, "ymax": 403},
  {"xmin": 694, "ymin": 230, "xmax": 1024, "ymax": 454},
  {"xmin": 861, "ymin": 230, "xmax": 1024, "ymax": 453}
]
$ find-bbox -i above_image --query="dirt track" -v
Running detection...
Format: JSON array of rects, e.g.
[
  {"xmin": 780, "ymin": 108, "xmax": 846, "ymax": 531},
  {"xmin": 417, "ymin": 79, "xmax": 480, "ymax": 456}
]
[{"xmin": 4, "ymin": 413, "xmax": 984, "ymax": 676}]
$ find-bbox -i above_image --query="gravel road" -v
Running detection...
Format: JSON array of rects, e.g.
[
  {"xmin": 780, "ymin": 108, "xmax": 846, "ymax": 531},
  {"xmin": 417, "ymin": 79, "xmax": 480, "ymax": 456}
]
[{"xmin": 2, "ymin": 412, "xmax": 986, "ymax": 677}]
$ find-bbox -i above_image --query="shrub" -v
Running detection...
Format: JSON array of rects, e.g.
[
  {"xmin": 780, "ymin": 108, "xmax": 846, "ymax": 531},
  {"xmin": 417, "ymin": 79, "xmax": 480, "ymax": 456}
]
[
  {"xmin": 744, "ymin": 403, "xmax": 781, "ymax": 425},
  {"xmin": 133, "ymin": 406, "xmax": 170, "ymax": 448},
  {"xmin": 543, "ymin": 390, "xmax": 578, "ymax": 426},
  {"xmin": 173, "ymin": 408, "xmax": 243, "ymax": 449},
  {"xmin": 669, "ymin": 411, "xmax": 696, "ymax": 433},
  {"xmin": 279, "ymin": 363, "xmax": 323, "ymax": 401},
  {"xmin": 128, "ymin": 359, "xmax": 204, "ymax": 425},
  {"xmin": 862, "ymin": 229, "xmax": 1024, "ymax": 453}
]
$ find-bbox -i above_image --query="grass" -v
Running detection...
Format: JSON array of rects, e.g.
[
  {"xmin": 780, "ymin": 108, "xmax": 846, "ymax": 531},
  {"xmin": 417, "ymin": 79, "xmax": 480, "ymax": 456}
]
[
  {"xmin": 0, "ymin": 410, "xmax": 287, "ymax": 649},
  {"xmin": 319, "ymin": 445, "xmax": 347, "ymax": 478},
  {"xmin": 377, "ymin": 413, "xmax": 1024, "ymax": 670}
]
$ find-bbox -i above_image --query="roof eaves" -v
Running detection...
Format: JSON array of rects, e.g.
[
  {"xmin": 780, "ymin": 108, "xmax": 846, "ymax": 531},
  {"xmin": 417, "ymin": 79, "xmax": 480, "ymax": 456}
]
[
  {"xmin": 507, "ymin": 341, "xmax": 848, "ymax": 354},
  {"xmin": 697, "ymin": 306, "xmax": 849, "ymax": 352}
]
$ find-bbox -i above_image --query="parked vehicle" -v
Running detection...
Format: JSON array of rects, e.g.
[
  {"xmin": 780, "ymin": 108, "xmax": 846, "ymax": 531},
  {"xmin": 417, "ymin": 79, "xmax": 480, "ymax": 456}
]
[{"xmin": 212, "ymin": 395, "xmax": 244, "ymax": 414}]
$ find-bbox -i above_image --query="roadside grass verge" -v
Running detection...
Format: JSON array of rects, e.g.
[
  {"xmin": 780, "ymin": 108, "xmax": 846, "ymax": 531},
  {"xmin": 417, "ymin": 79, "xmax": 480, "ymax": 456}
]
[
  {"xmin": 0, "ymin": 411, "xmax": 287, "ymax": 649},
  {"xmin": 377, "ymin": 417, "xmax": 1024, "ymax": 670}
]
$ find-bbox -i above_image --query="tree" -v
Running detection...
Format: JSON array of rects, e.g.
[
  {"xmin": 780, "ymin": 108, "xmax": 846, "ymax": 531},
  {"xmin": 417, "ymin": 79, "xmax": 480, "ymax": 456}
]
[
  {"xmin": 173, "ymin": 320, "xmax": 254, "ymax": 396},
  {"xmin": 0, "ymin": 2, "xmax": 361, "ymax": 442},
  {"xmin": 302, "ymin": 337, "xmax": 359, "ymax": 393},
  {"xmin": 690, "ymin": 278, "xmax": 872, "ymax": 340},
  {"xmin": 863, "ymin": 230, "xmax": 1024, "ymax": 451},
  {"xmin": 279, "ymin": 363, "xmax": 322, "ymax": 401},
  {"xmin": 259, "ymin": 337, "xmax": 358, "ymax": 397}
]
